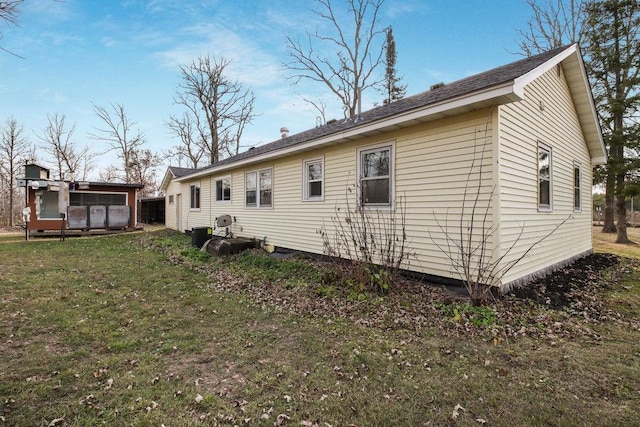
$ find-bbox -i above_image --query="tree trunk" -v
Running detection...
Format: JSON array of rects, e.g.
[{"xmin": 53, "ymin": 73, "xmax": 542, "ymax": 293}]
[
  {"xmin": 9, "ymin": 185, "xmax": 14, "ymax": 227},
  {"xmin": 602, "ymin": 170, "xmax": 616, "ymax": 232},
  {"xmin": 615, "ymin": 178, "xmax": 630, "ymax": 244}
]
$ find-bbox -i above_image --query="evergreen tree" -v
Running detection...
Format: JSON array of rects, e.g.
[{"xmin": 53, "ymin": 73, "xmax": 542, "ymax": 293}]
[
  {"xmin": 382, "ymin": 27, "xmax": 406, "ymax": 104},
  {"xmin": 582, "ymin": 0, "xmax": 640, "ymax": 243}
]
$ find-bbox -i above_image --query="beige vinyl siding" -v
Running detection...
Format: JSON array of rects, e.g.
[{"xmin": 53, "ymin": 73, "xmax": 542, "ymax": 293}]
[
  {"xmin": 170, "ymin": 109, "xmax": 495, "ymax": 282},
  {"xmin": 498, "ymin": 65, "xmax": 592, "ymax": 285},
  {"xmin": 164, "ymin": 179, "xmax": 180, "ymax": 231},
  {"xmin": 167, "ymin": 178, "xmax": 213, "ymax": 232}
]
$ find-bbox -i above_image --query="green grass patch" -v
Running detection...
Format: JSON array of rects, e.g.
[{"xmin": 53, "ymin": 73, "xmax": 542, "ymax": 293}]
[
  {"xmin": 0, "ymin": 228, "xmax": 638, "ymax": 425},
  {"xmin": 229, "ymin": 250, "xmax": 323, "ymax": 286}
]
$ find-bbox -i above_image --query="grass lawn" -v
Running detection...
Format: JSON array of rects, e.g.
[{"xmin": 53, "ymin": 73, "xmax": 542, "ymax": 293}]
[
  {"xmin": 0, "ymin": 229, "xmax": 638, "ymax": 426},
  {"xmin": 592, "ymin": 225, "xmax": 640, "ymax": 258}
]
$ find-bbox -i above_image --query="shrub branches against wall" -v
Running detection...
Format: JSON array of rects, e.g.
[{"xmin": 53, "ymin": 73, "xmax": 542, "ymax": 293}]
[
  {"xmin": 318, "ymin": 183, "xmax": 414, "ymax": 294},
  {"xmin": 430, "ymin": 114, "xmax": 569, "ymax": 305}
]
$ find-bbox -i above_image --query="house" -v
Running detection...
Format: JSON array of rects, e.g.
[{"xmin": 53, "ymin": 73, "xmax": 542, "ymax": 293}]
[
  {"xmin": 160, "ymin": 44, "xmax": 606, "ymax": 291},
  {"xmin": 19, "ymin": 164, "xmax": 144, "ymax": 236}
]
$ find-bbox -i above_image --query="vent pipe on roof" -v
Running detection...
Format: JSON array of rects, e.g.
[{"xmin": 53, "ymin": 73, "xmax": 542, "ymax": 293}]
[
  {"xmin": 430, "ymin": 82, "xmax": 445, "ymax": 90},
  {"xmin": 280, "ymin": 127, "xmax": 289, "ymax": 139}
]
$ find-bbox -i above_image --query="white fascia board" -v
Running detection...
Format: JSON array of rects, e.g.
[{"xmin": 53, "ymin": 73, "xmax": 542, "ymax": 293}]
[
  {"xmin": 159, "ymin": 168, "xmax": 177, "ymax": 191},
  {"xmin": 513, "ymin": 44, "xmax": 577, "ymax": 95},
  {"xmin": 572, "ymin": 47, "xmax": 607, "ymax": 162},
  {"xmin": 513, "ymin": 44, "xmax": 606, "ymax": 164},
  {"xmin": 176, "ymin": 82, "xmax": 519, "ymax": 182}
]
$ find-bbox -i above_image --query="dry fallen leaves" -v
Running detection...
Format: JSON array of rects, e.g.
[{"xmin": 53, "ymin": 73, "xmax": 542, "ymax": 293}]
[{"xmin": 452, "ymin": 403, "xmax": 465, "ymax": 420}]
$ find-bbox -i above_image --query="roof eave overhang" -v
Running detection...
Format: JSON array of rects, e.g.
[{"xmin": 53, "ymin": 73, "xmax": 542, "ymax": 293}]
[
  {"xmin": 160, "ymin": 168, "xmax": 177, "ymax": 191},
  {"xmin": 177, "ymin": 82, "xmax": 520, "ymax": 182},
  {"xmin": 515, "ymin": 44, "xmax": 607, "ymax": 165}
]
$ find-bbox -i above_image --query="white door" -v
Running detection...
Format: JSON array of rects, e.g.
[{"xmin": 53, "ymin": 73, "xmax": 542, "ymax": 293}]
[{"xmin": 176, "ymin": 194, "xmax": 182, "ymax": 232}]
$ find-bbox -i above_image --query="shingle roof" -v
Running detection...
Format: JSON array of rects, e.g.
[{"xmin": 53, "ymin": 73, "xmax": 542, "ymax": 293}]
[
  {"xmin": 181, "ymin": 45, "xmax": 573, "ymax": 178},
  {"xmin": 169, "ymin": 166, "xmax": 199, "ymax": 178}
]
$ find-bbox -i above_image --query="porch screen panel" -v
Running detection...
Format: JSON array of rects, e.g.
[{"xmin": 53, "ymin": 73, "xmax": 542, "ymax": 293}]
[{"xmin": 70, "ymin": 192, "xmax": 127, "ymax": 206}]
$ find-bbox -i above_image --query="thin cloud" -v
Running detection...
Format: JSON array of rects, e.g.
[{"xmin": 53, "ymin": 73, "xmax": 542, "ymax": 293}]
[
  {"xmin": 384, "ymin": 0, "xmax": 429, "ymax": 20},
  {"xmin": 35, "ymin": 88, "xmax": 67, "ymax": 105},
  {"xmin": 22, "ymin": 0, "xmax": 75, "ymax": 21},
  {"xmin": 153, "ymin": 24, "xmax": 284, "ymax": 88}
]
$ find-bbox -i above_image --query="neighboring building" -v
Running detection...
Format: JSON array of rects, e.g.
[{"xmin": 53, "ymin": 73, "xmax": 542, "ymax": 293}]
[
  {"xmin": 139, "ymin": 196, "xmax": 166, "ymax": 224},
  {"xmin": 18, "ymin": 164, "xmax": 143, "ymax": 236},
  {"xmin": 160, "ymin": 44, "xmax": 605, "ymax": 291}
]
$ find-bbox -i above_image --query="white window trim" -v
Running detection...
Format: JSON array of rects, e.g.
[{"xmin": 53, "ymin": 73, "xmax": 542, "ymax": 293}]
[
  {"xmin": 538, "ymin": 143, "xmax": 552, "ymax": 212},
  {"xmin": 574, "ymin": 162, "xmax": 582, "ymax": 212},
  {"xmin": 357, "ymin": 141, "xmax": 395, "ymax": 210},
  {"xmin": 214, "ymin": 175, "xmax": 232, "ymax": 204},
  {"xmin": 245, "ymin": 167, "xmax": 273, "ymax": 209},
  {"xmin": 168, "ymin": 194, "xmax": 174, "ymax": 205},
  {"xmin": 302, "ymin": 156, "xmax": 324, "ymax": 202},
  {"xmin": 190, "ymin": 183, "xmax": 201, "ymax": 211}
]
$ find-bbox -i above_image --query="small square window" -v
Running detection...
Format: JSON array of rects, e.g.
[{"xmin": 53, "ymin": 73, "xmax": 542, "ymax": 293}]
[
  {"xmin": 215, "ymin": 177, "xmax": 231, "ymax": 203},
  {"xmin": 303, "ymin": 157, "xmax": 324, "ymax": 201},
  {"xmin": 190, "ymin": 184, "xmax": 200, "ymax": 209},
  {"xmin": 358, "ymin": 144, "xmax": 393, "ymax": 207},
  {"xmin": 168, "ymin": 195, "xmax": 174, "ymax": 205}
]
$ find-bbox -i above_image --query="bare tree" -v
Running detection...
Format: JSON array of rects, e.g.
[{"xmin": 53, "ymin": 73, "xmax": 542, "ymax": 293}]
[
  {"xmin": 516, "ymin": 0, "xmax": 585, "ymax": 56},
  {"xmin": 90, "ymin": 103, "xmax": 146, "ymax": 183},
  {"xmin": 0, "ymin": 0, "xmax": 23, "ymax": 57},
  {"xmin": 38, "ymin": 113, "xmax": 93, "ymax": 181},
  {"xmin": 165, "ymin": 112, "xmax": 205, "ymax": 169},
  {"xmin": 0, "ymin": 0, "xmax": 21, "ymax": 25},
  {"xmin": 0, "ymin": 116, "xmax": 29, "ymax": 226},
  {"xmin": 98, "ymin": 165, "xmax": 121, "ymax": 183},
  {"xmin": 171, "ymin": 55, "xmax": 256, "ymax": 165},
  {"xmin": 127, "ymin": 148, "xmax": 161, "ymax": 197},
  {"xmin": 284, "ymin": 0, "xmax": 387, "ymax": 120},
  {"xmin": 303, "ymin": 96, "xmax": 328, "ymax": 126}
]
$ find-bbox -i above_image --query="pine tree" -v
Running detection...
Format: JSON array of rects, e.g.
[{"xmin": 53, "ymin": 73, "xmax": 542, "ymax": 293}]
[
  {"xmin": 382, "ymin": 27, "xmax": 406, "ymax": 104},
  {"xmin": 582, "ymin": 0, "xmax": 640, "ymax": 243}
]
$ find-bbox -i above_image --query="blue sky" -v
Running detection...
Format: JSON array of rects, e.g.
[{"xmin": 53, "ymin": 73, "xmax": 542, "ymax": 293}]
[{"xmin": 0, "ymin": 0, "xmax": 533, "ymax": 177}]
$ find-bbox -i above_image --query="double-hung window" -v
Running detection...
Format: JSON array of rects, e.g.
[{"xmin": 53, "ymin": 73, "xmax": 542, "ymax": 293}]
[
  {"xmin": 538, "ymin": 143, "xmax": 552, "ymax": 211},
  {"xmin": 190, "ymin": 184, "xmax": 200, "ymax": 209},
  {"xmin": 358, "ymin": 143, "xmax": 393, "ymax": 207},
  {"xmin": 215, "ymin": 177, "xmax": 231, "ymax": 203},
  {"xmin": 245, "ymin": 168, "xmax": 272, "ymax": 208},
  {"xmin": 574, "ymin": 163, "xmax": 581, "ymax": 211},
  {"xmin": 303, "ymin": 157, "xmax": 324, "ymax": 201}
]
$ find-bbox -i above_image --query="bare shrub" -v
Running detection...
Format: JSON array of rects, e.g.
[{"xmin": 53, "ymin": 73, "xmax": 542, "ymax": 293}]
[
  {"xmin": 430, "ymin": 115, "xmax": 569, "ymax": 305},
  {"xmin": 318, "ymin": 183, "xmax": 414, "ymax": 294}
]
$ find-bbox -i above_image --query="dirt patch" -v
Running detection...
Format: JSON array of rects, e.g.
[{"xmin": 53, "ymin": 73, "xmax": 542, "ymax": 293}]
[
  {"xmin": 167, "ymin": 348, "xmax": 247, "ymax": 398},
  {"xmin": 511, "ymin": 253, "xmax": 621, "ymax": 309}
]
